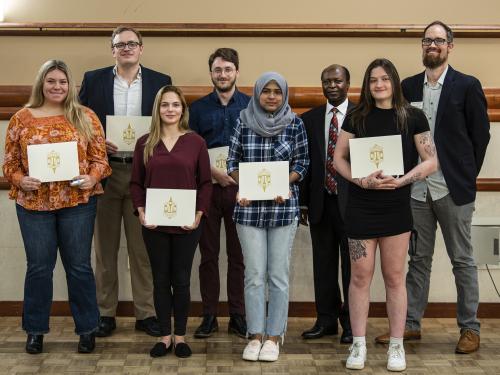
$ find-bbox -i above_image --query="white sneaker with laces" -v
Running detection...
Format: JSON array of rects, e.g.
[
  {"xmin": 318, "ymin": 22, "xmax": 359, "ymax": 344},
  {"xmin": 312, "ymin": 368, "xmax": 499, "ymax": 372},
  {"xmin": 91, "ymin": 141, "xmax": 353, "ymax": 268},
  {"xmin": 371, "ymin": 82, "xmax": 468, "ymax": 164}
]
[
  {"xmin": 242, "ymin": 339, "xmax": 262, "ymax": 361},
  {"xmin": 346, "ymin": 342, "xmax": 367, "ymax": 370},
  {"xmin": 258, "ymin": 339, "xmax": 280, "ymax": 362},
  {"xmin": 387, "ymin": 343, "xmax": 406, "ymax": 372}
]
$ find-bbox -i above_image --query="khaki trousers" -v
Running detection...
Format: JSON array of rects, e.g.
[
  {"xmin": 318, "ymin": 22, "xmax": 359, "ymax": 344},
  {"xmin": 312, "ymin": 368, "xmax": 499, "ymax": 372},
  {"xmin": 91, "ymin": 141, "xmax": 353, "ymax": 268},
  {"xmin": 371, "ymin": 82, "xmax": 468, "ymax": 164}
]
[{"xmin": 94, "ymin": 161, "xmax": 155, "ymax": 319}]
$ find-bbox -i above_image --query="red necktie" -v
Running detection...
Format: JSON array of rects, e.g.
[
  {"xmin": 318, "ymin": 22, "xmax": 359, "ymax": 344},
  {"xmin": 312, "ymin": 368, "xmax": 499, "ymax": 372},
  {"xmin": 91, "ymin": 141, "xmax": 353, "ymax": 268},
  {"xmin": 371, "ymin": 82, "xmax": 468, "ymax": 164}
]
[{"xmin": 325, "ymin": 107, "xmax": 338, "ymax": 194}]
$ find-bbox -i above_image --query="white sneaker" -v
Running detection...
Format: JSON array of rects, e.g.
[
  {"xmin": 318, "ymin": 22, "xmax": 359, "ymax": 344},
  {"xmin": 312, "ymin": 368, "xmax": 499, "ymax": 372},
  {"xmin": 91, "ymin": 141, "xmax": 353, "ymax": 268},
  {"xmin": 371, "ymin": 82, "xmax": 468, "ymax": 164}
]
[
  {"xmin": 387, "ymin": 343, "xmax": 406, "ymax": 372},
  {"xmin": 242, "ymin": 339, "xmax": 262, "ymax": 361},
  {"xmin": 258, "ymin": 340, "xmax": 279, "ymax": 362},
  {"xmin": 346, "ymin": 342, "xmax": 367, "ymax": 370}
]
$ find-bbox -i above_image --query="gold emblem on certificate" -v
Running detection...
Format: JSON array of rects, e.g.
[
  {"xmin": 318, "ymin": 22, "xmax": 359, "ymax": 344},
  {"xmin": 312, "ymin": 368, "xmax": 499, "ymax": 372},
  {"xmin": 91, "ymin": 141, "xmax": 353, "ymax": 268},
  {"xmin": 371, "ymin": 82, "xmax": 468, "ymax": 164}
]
[
  {"xmin": 47, "ymin": 150, "xmax": 61, "ymax": 173},
  {"xmin": 122, "ymin": 124, "xmax": 136, "ymax": 145},
  {"xmin": 369, "ymin": 144, "xmax": 384, "ymax": 169},
  {"xmin": 164, "ymin": 197, "xmax": 177, "ymax": 219},
  {"xmin": 215, "ymin": 153, "xmax": 227, "ymax": 170},
  {"xmin": 257, "ymin": 169, "xmax": 271, "ymax": 192}
]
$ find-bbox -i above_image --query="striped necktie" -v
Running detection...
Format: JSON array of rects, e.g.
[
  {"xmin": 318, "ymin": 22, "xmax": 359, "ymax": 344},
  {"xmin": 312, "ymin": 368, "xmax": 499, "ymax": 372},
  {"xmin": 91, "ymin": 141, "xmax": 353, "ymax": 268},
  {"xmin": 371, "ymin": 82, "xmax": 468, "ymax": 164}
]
[{"xmin": 325, "ymin": 107, "xmax": 339, "ymax": 194}]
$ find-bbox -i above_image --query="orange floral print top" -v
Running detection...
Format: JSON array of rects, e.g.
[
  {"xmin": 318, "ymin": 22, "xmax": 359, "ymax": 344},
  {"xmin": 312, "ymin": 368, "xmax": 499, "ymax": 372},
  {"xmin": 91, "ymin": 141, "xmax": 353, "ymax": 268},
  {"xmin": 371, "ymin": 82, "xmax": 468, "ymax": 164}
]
[{"xmin": 2, "ymin": 107, "xmax": 111, "ymax": 211}]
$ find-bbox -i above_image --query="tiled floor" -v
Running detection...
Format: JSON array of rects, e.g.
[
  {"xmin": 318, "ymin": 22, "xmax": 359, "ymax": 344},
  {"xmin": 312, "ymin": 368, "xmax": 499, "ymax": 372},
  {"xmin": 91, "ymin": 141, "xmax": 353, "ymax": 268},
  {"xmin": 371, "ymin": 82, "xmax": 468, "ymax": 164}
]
[{"xmin": 1, "ymin": 316, "xmax": 499, "ymax": 374}]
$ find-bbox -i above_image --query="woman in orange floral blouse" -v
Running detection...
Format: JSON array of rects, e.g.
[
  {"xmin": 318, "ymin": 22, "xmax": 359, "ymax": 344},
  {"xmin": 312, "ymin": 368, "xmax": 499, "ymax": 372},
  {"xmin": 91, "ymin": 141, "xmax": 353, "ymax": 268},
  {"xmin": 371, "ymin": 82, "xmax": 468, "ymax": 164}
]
[{"xmin": 2, "ymin": 60, "xmax": 111, "ymax": 355}]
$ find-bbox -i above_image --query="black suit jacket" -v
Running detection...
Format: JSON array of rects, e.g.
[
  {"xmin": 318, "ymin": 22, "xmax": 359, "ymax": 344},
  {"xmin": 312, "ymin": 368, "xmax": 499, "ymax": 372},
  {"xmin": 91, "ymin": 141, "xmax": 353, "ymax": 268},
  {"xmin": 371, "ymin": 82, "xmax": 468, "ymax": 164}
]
[
  {"xmin": 300, "ymin": 101, "xmax": 356, "ymax": 224},
  {"xmin": 78, "ymin": 65, "xmax": 172, "ymax": 131},
  {"xmin": 401, "ymin": 66, "xmax": 490, "ymax": 206}
]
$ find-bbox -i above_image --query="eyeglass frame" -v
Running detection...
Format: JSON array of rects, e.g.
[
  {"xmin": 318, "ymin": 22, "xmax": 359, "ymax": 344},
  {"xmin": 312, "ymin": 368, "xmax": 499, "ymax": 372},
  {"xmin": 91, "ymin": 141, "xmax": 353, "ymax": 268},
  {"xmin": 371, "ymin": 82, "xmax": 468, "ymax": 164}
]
[
  {"xmin": 112, "ymin": 41, "xmax": 142, "ymax": 50},
  {"xmin": 421, "ymin": 37, "xmax": 450, "ymax": 46},
  {"xmin": 211, "ymin": 67, "xmax": 236, "ymax": 76}
]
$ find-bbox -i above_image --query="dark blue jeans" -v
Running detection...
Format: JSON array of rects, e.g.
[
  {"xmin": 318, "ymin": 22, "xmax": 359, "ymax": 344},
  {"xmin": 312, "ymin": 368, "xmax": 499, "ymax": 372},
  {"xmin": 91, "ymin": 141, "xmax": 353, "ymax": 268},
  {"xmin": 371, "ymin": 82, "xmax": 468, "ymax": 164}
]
[{"xmin": 16, "ymin": 196, "xmax": 99, "ymax": 335}]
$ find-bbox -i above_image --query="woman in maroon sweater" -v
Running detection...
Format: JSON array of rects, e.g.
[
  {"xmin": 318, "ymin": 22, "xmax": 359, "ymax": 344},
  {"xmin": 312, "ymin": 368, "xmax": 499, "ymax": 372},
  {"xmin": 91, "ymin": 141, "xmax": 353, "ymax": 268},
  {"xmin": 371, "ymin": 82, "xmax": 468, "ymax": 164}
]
[{"xmin": 130, "ymin": 85, "xmax": 212, "ymax": 358}]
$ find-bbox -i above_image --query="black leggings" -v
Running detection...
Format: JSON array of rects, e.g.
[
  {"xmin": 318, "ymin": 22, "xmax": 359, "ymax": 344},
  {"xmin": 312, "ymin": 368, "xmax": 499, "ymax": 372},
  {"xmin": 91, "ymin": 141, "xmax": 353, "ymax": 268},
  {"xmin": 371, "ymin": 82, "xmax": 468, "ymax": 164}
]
[{"xmin": 142, "ymin": 225, "xmax": 202, "ymax": 336}]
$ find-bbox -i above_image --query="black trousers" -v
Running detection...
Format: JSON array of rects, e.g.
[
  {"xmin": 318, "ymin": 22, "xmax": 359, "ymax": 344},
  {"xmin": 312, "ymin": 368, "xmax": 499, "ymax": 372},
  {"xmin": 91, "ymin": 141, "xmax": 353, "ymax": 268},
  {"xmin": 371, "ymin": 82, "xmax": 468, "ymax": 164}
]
[
  {"xmin": 309, "ymin": 191, "xmax": 351, "ymax": 330},
  {"xmin": 142, "ymin": 225, "xmax": 202, "ymax": 336}
]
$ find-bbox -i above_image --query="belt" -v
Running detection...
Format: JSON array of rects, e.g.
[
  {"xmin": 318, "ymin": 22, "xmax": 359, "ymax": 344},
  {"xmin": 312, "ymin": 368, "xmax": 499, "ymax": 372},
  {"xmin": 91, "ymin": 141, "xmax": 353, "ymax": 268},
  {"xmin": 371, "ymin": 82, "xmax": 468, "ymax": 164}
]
[{"xmin": 109, "ymin": 155, "xmax": 133, "ymax": 164}]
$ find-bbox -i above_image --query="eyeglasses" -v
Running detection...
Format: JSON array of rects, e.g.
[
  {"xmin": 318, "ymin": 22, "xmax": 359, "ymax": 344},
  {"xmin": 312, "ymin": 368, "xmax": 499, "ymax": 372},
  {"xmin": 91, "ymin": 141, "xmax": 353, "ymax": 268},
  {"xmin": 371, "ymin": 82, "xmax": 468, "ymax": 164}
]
[
  {"xmin": 211, "ymin": 67, "xmax": 235, "ymax": 75},
  {"xmin": 113, "ymin": 41, "xmax": 142, "ymax": 50},
  {"xmin": 421, "ymin": 38, "xmax": 448, "ymax": 46}
]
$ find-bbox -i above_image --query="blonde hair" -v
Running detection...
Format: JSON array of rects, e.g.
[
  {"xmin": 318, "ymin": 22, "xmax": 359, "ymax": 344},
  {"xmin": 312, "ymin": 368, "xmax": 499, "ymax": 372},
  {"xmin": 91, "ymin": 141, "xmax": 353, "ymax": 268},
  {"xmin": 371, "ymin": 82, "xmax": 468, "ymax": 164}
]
[
  {"xmin": 26, "ymin": 60, "xmax": 93, "ymax": 140},
  {"xmin": 143, "ymin": 85, "xmax": 190, "ymax": 164}
]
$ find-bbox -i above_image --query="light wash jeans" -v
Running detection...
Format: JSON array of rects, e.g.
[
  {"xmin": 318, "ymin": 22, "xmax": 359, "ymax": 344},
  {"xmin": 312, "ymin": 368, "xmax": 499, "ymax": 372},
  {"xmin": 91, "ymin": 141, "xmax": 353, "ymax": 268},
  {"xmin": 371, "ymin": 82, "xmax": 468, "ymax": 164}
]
[{"xmin": 236, "ymin": 220, "xmax": 298, "ymax": 338}]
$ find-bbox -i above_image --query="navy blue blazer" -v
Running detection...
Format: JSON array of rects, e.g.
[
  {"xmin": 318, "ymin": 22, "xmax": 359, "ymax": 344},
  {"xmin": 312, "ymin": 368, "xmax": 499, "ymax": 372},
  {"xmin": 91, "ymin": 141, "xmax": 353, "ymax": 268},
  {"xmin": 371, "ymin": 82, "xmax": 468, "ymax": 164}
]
[
  {"xmin": 78, "ymin": 65, "xmax": 172, "ymax": 131},
  {"xmin": 401, "ymin": 66, "xmax": 490, "ymax": 206},
  {"xmin": 299, "ymin": 101, "xmax": 356, "ymax": 224}
]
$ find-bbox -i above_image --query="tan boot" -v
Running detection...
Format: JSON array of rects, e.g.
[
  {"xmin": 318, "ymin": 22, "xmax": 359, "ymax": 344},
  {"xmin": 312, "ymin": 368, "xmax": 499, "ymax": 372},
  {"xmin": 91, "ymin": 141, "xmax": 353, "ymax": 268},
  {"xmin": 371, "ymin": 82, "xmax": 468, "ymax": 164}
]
[
  {"xmin": 455, "ymin": 329, "xmax": 480, "ymax": 354},
  {"xmin": 374, "ymin": 329, "xmax": 421, "ymax": 344}
]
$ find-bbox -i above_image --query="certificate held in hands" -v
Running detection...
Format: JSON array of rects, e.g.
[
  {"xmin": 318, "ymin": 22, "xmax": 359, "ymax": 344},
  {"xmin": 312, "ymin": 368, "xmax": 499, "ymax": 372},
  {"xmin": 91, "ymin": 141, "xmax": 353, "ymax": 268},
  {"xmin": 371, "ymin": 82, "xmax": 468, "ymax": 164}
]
[
  {"xmin": 145, "ymin": 188, "xmax": 196, "ymax": 227},
  {"xmin": 239, "ymin": 161, "xmax": 289, "ymax": 201},
  {"xmin": 106, "ymin": 115, "xmax": 151, "ymax": 152},
  {"xmin": 27, "ymin": 141, "xmax": 80, "ymax": 182},
  {"xmin": 349, "ymin": 135, "xmax": 404, "ymax": 178},
  {"xmin": 208, "ymin": 146, "xmax": 229, "ymax": 183}
]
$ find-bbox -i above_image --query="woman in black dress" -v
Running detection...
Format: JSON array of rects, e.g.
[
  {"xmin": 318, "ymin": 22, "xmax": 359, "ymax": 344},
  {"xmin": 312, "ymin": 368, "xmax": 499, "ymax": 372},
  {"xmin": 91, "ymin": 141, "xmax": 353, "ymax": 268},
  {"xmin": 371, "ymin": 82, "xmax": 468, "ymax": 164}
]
[{"xmin": 333, "ymin": 58, "xmax": 437, "ymax": 372}]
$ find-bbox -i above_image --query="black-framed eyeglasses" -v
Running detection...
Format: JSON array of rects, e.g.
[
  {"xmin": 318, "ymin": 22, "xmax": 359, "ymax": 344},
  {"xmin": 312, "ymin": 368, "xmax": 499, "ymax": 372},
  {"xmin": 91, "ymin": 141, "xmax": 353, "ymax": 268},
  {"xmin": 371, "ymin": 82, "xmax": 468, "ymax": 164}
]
[
  {"xmin": 421, "ymin": 38, "xmax": 448, "ymax": 46},
  {"xmin": 113, "ymin": 41, "xmax": 142, "ymax": 50}
]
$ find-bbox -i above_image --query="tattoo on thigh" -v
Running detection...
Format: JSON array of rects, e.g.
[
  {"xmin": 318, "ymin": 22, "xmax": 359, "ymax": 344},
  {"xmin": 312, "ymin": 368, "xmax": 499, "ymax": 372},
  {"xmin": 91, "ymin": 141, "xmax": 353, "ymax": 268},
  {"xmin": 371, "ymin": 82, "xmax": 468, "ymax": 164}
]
[{"xmin": 348, "ymin": 238, "xmax": 367, "ymax": 261}]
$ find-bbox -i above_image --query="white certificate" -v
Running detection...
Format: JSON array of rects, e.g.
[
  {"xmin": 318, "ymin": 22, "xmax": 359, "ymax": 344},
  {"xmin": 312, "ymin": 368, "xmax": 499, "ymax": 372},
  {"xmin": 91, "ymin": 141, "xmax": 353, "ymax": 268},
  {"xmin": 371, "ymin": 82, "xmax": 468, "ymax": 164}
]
[
  {"xmin": 349, "ymin": 135, "xmax": 404, "ymax": 178},
  {"xmin": 106, "ymin": 115, "xmax": 151, "ymax": 152},
  {"xmin": 208, "ymin": 146, "xmax": 229, "ymax": 183},
  {"xmin": 239, "ymin": 161, "xmax": 289, "ymax": 201},
  {"xmin": 145, "ymin": 188, "xmax": 196, "ymax": 227},
  {"xmin": 27, "ymin": 141, "xmax": 80, "ymax": 183}
]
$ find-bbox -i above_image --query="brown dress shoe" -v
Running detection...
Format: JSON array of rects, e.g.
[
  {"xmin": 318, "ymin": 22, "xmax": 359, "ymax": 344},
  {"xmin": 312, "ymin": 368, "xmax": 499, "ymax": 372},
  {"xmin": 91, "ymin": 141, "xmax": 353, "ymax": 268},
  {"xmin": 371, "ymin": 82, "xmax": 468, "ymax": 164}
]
[
  {"xmin": 374, "ymin": 329, "xmax": 421, "ymax": 344},
  {"xmin": 455, "ymin": 329, "xmax": 480, "ymax": 354}
]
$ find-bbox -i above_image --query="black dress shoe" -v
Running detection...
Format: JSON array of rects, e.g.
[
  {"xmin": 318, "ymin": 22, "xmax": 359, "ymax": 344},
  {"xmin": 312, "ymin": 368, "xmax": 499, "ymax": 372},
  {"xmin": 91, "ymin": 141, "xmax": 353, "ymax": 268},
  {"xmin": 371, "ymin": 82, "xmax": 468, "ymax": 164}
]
[
  {"xmin": 194, "ymin": 315, "xmax": 218, "ymax": 338},
  {"xmin": 340, "ymin": 328, "xmax": 353, "ymax": 344},
  {"xmin": 228, "ymin": 314, "xmax": 247, "ymax": 338},
  {"xmin": 149, "ymin": 342, "xmax": 172, "ymax": 358},
  {"xmin": 174, "ymin": 342, "xmax": 192, "ymax": 358},
  {"xmin": 135, "ymin": 317, "xmax": 162, "ymax": 337},
  {"xmin": 78, "ymin": 333, "xmax": 95, "ymax": 353},
  {"xmin": 301, "ymin": 322, "xmax": 338, "ymax": 339},
  {"xmin": 25, "ymin": 334, "xmax": 43, "ymax": 354},
  {"xmin": 95, "ymin": 316, "xmax": 116, "ymax": 337}
]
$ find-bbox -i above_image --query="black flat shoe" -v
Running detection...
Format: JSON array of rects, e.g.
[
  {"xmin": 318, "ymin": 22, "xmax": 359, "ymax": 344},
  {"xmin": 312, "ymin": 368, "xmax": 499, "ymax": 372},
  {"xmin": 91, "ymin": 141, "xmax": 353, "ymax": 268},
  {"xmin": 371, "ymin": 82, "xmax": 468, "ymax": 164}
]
[
  {"xmin": 228, "ymin": 314, "xmax": 247, "ymax": 338},
  {"xmin": 95, "ymin": 316, "xmax": 116, "ymax": 337},
  {"xmin": 78, "ymin": 333, "xmax": 95, "ymax": 353},
  {"xmin": 150, "ymin": 342, "xmax": 172, "ymax": 358},
  {"xmin": 194, "ymin": 315, "xmax": 218, "ymax": 338},
  {"xmin": 301, "ymin": 322, "xmax": 338, "ymax": 339},
  {"xmin": 340, "ymin": 328, "xmax": 353, "ymax": 344},
  {"xmin": 135, "ymin": 317, "xmax": 162, "ymax": 337},
  {"xmin": 174, "ymin": 342, "xmax": 192, "ymax": 358},
  {"xmin": 25, "ymin": 334, "xmax": 43, "ymax": 354}
]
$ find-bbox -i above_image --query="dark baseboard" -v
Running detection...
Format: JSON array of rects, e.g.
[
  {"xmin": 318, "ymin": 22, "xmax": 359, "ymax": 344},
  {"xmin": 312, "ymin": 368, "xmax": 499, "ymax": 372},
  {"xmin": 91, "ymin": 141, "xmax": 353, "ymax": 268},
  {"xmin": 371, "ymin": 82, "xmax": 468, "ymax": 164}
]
[{"xmin": 1, "ymin": 301, "xmax": 499, "ymax": 318}]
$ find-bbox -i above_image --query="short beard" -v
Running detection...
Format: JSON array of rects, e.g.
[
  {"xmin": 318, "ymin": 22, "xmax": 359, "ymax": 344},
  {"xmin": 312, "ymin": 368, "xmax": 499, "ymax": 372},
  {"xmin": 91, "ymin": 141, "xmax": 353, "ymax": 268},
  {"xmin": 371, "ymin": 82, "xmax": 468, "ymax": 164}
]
[
  {"xmin": 212, "ymin": 77, "xmax": 236, "ymax": 93},
  {"xmin": 423, "ymin": 53, "xmax": 446, "ymax": 69}
]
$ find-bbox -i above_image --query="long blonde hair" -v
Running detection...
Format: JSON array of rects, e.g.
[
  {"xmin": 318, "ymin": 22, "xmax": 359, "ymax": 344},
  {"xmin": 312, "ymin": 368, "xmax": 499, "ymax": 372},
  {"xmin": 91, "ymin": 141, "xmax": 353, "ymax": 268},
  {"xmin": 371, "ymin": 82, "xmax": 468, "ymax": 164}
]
[
  {"xmin": 26, "ymin": 60, "xmax": 93, "ymax": 140},
  {"xmin": 143, "ymin": 85, "xmax": 190, "ymax": 164}
]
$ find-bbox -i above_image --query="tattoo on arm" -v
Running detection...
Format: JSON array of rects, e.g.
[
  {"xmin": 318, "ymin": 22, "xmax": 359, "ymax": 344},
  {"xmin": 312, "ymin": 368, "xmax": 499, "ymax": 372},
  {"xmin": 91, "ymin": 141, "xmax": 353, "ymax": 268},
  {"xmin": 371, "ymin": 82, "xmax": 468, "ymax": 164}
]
[
  {"xmin": 365, "ymin": 178, "xmax": 376, "ymax": 189},
  {"xmin": 418, "ymin": 132, "xmax": 436, "ymax": 157},
  {"xmin": 399, "ymin": 172, "xmax": 422, "ymax": 187},
  {"xmin": 348, "ymin": 238, "xmax": 368, "ymax": 262}
]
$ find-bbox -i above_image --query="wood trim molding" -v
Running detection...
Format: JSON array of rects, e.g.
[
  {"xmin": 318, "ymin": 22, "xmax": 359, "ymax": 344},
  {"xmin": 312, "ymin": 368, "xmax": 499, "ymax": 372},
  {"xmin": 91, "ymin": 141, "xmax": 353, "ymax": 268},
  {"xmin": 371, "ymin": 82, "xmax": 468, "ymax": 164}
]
[
  {"xmin": 1, "ymin": 301, "xmax": 499, "ymax": 318},
  {"xmin": 1, "ymin": 23, "xmax": 500, "ymax": 37},
  {"xmin": 1, "ymin": 85, "xmax": 499, "ymax": 191}
]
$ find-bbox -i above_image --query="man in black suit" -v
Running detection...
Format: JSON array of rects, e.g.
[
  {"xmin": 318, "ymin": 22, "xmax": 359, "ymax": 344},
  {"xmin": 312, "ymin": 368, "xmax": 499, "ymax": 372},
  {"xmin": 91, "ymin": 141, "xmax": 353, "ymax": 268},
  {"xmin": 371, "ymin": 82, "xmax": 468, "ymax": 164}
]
[
  {"xmin": 300, "ymin": 64, "xmax": 354, "ymax": 343},
  {"xmin": 375, "ymin": 21, "xmax": 490, "ymax": 354},
  {"xmin": 79, "ymin": 26, "xmax": 172, "ymax": 337}
]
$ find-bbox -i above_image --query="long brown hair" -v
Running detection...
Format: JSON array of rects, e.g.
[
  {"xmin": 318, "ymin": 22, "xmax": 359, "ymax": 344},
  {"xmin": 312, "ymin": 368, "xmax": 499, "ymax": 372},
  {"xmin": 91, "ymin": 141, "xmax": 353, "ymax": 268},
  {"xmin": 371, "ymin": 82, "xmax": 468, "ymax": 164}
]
[
  {"xmin": 26, "ymin": 60, "xmax": 93, "ymax": 140},
  {"xmin": 143, "ymin": 85, "xmax": 190, "ymax": 164},
  {"xmin": 349, "ymin": 58, "xmax": 410, "ymax": 135}
]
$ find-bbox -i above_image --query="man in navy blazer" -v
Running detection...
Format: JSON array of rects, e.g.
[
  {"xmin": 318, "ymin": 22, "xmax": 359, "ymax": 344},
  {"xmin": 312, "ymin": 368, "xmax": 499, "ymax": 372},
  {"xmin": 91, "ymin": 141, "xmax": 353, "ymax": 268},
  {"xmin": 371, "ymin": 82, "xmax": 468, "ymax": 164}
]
[
  {"xmin": 79, "ymin": 26, "xmax": 171, "ymax": 338},
  {"xmin": 299, "ymin": 64, "xmax": 355, "ymax": 344},
  {"xmin": 376, "ymin": 21, "xmax": 490, "ymax": 354}
]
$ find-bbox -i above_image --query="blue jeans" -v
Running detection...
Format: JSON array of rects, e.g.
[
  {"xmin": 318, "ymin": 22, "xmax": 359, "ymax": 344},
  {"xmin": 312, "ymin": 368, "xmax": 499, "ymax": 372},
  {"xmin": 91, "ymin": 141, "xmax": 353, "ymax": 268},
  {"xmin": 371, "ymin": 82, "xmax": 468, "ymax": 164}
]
[
  {"xmin": 16, "ymin": 196, "xmax": 99, "ymax": 335},
  {"xmin": 236, "ymin": 220, "xmax": 298, "ymax": 338}
]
